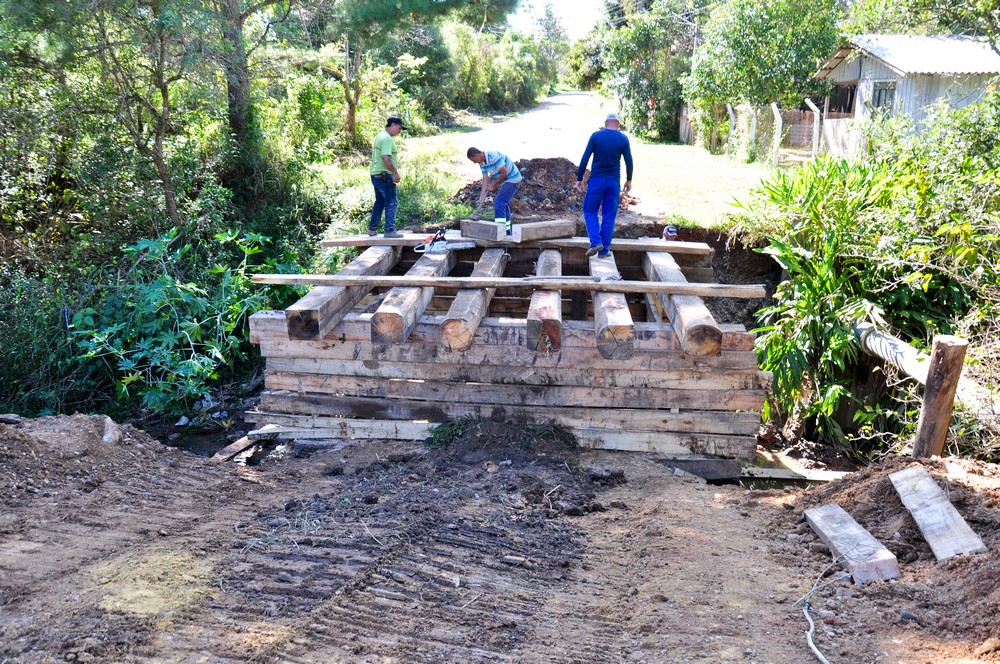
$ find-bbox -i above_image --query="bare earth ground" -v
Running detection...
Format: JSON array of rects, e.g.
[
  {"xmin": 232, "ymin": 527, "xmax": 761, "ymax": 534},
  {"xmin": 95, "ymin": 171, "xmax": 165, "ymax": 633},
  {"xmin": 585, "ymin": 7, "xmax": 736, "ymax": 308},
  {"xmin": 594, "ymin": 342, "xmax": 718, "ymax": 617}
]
[{"xmin": 3, "ymin": 415, "xmax": 1000, "ymax": 663}]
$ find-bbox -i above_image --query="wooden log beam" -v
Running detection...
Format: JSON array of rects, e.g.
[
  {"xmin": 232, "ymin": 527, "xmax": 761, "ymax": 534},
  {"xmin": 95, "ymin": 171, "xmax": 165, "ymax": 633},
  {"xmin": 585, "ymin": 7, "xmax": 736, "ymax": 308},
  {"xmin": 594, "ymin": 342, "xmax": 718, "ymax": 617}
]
[
  {"xmin": 526, "ymin": 249, "xmax": 563, "ymax": 352},
  {"xmin": 371, "ymin": 251, "xmax": 457, "ymax": 345},
  {"xmin": 460, "ymin": 219, "xmax": 504, "ymax": 241},
  {"xmin": 643, "ymin": 251, "xmax": 722, "ymax": 356},
  {"xmin": 441, "ymin": 248, "xmax": 508, "ymax": 352},
  {"xmin": 913, "ymin": 336, "xmax": 967, "ymax": 458},
  {"xmin": 284, "ymin": 246, "xmax": 400, "ymax": 341},
  {"xmin": 253, "ymin": 274, "xmax": 766, "ymax": 299},
  {"xmin": 590, "ymin": 254, "xmax": 634, "ymax": 360},
  {"xmin": 511, "ymin": 219, "xmax": 576, "ymax": 243}
]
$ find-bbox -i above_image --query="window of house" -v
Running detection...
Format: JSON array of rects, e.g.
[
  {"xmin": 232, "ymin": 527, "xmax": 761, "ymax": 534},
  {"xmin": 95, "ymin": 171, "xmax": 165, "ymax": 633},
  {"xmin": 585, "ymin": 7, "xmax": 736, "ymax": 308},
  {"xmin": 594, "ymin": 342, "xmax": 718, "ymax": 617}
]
[
  {"xmin": 871, "ymin": 81, "xmax": 896, "ymax": 114},
  {"xmin": 828, "ymin": 83, "xmax": 857, "ymax": 114}
]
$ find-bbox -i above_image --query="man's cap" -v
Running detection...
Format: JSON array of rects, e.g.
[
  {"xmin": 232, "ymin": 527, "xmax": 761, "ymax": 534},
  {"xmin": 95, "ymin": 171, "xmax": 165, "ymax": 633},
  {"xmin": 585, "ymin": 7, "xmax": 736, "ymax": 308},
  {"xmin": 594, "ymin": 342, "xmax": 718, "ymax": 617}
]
[
  {"xmin": 386, "ymin": 116, "xmax": 409, "ymax": 130},
  {"xmin": 605, "ymin": 113, "xmax": 621, "ymax": 123}
]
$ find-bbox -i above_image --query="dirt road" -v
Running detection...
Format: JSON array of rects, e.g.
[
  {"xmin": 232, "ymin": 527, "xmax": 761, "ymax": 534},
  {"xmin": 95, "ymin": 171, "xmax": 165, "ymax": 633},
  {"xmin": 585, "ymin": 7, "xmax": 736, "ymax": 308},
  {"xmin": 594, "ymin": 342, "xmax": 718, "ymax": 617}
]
[
  {"xmin": 3, "ymin": 415, "xmax": 1000, "ymax": 663},
  {"xmin": 414, "ymin": 92, "xmax": 769, "ymax": 225}
]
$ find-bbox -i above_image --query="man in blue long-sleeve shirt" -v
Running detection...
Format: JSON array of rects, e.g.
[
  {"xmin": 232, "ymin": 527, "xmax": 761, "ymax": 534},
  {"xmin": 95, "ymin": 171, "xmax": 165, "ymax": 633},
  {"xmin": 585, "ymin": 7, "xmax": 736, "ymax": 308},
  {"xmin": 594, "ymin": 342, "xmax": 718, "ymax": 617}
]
[{"xmin": 576, "ymin": 113, "xmax": 633, "ymax": 257}]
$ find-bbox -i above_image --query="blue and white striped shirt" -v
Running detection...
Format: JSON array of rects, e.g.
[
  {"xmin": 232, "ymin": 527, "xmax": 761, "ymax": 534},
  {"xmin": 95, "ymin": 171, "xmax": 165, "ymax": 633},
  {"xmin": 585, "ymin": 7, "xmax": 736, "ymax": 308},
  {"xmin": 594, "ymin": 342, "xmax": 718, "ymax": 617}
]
[{"xmin": 480, "ymin": 151, "xmax": 523, "ymax": 183}]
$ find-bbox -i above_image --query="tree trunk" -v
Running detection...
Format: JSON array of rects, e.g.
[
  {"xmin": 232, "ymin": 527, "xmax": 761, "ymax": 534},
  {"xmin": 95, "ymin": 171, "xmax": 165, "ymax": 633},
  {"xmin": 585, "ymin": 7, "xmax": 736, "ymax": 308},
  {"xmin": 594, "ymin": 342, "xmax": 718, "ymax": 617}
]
[{"xmin": 340, "ymin": 35, "xmax": 365, "ymax": 148}]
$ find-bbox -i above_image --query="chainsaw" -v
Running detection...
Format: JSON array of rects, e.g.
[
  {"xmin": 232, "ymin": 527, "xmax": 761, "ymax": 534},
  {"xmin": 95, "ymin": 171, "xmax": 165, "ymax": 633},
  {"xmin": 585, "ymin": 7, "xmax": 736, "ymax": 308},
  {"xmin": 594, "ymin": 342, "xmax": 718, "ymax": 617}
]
[{"xmin": 414, "ymin": 227, "xmax": 478, "ymax": 254}]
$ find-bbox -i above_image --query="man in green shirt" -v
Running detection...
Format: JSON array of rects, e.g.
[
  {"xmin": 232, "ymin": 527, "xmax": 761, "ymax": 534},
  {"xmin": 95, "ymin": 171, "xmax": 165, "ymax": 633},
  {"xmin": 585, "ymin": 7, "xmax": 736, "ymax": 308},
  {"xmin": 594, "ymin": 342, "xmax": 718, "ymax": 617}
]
[{"xmin": 369, "ymin": 116, "xmax": 407, "ymax": 238}]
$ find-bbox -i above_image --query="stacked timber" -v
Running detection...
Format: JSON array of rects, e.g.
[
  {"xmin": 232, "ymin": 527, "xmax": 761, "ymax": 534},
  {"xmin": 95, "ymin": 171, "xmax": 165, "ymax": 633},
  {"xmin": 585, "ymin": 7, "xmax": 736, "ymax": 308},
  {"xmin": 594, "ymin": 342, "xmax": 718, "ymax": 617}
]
[{"xmin": 248, "ymin": 230, "xmax": 772, "ymax": 459}]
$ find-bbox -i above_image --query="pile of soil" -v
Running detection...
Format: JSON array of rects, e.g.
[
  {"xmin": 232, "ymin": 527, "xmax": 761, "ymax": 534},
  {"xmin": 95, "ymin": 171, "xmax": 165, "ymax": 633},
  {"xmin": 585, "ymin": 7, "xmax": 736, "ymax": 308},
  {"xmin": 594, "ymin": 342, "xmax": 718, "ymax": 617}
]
[{"xmin": 452, "ymin": 157, "xmax": 638, "ymax": 218}]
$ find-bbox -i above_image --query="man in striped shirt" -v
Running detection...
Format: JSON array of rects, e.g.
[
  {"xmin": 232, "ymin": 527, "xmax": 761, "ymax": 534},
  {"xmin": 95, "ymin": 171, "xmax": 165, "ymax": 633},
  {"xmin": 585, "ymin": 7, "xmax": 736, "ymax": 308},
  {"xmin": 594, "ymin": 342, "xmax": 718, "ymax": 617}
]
[{"xmin": 467, "ymin": 147, "xmax": 523, "ymax": 235}]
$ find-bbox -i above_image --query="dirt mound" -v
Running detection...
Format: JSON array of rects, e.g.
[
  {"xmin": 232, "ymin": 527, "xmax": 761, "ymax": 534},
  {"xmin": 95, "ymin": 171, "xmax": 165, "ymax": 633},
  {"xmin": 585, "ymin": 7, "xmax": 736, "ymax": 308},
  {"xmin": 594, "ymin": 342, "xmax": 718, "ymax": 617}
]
[
  {"xmin": 452, "ymin": 157, "xmax": 637, "ymax": 218},
  {"xmin": 760, "ymin": 457, "xmax": 1000, "ymax": 658}
]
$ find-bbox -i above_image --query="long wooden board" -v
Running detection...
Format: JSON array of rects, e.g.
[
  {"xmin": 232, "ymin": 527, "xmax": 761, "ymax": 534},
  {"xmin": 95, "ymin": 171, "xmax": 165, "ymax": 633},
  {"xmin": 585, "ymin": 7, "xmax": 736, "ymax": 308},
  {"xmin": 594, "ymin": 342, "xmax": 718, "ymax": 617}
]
[
  {"xmin": 263, "ymin": 371, "xmax": 769, "ymax": 411},
  {"xmin": 441, "ymin": 248, "xmax": 508, "ymax": 352},
  {"xmin": 258, "ymin": 390, "xmax": 762, "ymax": 435},
  {"xmin": 804, "ymin": 504, "xmax": 901, "ymax": 584},
  {"xmin": 250, "ymin": 310, "xmax": 759, "ymax": 352},
  {"xmin": 590, "ymin": 254, "xmax": 634, "ymax": 360},
  {"xmin": 285, "ymin": 246, "xmax": 400, "ymax": 341},
  {"xmin": 371, "ymin": 251, "xmax": 457, "ymax": 344},
  {"xmin": 643, "ymin": 251, "xmax": 722, "ymax": 357},
  {"xmin": 889, "ymin": 465, "xmax": 987, "ymax": 561},
  {"xmin": 253, "ymin": 274, "xmax": 766, "ymax": 299},
  {"xmin": 527, "ymin": 249, "xmax": 562, "ymax": 352},
  {"xmin": 242, "ymin": 415, "xmax": 436, "ymax": 440}
]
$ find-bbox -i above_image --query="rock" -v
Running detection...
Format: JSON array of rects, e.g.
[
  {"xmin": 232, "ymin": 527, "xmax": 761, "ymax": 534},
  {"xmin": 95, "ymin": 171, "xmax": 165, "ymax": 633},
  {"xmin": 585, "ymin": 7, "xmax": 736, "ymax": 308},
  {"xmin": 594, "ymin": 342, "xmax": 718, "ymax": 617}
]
[
  {"xmin": 899, "ymin": 610, "xmax": 920, "ymax": 623},
  {"xmin": 175, "ymin": 416, "xmax": 190, "ymax": 427},
  {"xmin": 100, "ymin": 416, "xmax": 122, "ymax": 445},
  {"xmin": 975, "ymin": 638, "xmax": 1000, "ymax": 656},
  {"xmin": 0, "ymin": 413, "xmax": 22, "ymax": 425}
]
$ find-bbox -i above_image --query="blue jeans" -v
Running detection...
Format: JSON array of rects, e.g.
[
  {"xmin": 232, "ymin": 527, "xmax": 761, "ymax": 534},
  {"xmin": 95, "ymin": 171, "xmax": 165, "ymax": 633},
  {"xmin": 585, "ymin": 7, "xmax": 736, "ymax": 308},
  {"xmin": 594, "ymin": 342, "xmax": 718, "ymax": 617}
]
[
  {"xmin": 583, "ymin": 177, "xmax": 620, "ymax": 254},
  {"xmin": 369, "ymin": 173, "xmax": 398, "ymax": 233},
  {"xmin": 493, "ymin": 180, "xmax": 521, "ymax": 223}
]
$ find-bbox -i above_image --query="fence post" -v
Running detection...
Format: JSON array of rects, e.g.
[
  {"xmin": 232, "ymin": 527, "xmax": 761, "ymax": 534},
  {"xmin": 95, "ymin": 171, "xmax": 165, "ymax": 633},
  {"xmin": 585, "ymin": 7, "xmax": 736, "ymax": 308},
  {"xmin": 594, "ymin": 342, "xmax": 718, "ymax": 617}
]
[
  {"xmin": 804, "ymin": 98, "xmax": 821, "ymax": 158},
  {"xmin": 726, "ymin": 103, "xmax": 736, "ymax": 156},
  {"xmin": 770, "ymin": 102, "xmax": 782, "ymax": 167},
  {"xmin": 912, "ymin": 335, "xmax": 968, "ymax": 458}
]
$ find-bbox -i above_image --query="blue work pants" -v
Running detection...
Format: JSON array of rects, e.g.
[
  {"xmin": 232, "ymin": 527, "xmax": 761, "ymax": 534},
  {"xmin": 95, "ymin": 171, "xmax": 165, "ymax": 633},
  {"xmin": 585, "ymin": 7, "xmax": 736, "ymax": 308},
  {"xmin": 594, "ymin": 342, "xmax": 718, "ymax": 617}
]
[
  {"xmin": 369, "ymin": 173, "xmax": 398, "ymax": 233},
  {"xmin": 582, "ymin": 177, "xmax": 621, "ymax": 254},
  {"xmin": 493, "ymin": 181, "xmax": 521, "ymax": 223}
]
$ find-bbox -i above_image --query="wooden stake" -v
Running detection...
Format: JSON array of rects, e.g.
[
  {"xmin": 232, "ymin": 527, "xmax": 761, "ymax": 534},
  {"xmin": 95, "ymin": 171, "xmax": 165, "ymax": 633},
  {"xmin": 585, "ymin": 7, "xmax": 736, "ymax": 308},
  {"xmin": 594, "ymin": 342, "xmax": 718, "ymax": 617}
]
[
  {"xmin": 913, "ymin": 335, "xmax": 968, "ymax": 458},
  {"xmin": 441, "ymin": 248, "xmax": 508, "ymax": 352},
  {"xmin": 526, "ymin": 249, "xmax": 563, "ymax": 352}
]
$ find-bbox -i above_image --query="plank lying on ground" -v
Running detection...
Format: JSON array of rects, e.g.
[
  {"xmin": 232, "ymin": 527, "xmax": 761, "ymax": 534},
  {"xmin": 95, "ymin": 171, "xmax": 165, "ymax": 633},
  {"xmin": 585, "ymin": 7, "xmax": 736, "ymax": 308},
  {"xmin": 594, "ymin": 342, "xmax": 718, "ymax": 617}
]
[
  {"xmin": 321, "ymin": 231, "xmax": 713, "ymax": 257},
  {"xmin": 441, "ymin": 248, "xmax": 508, "ymax": 352},
  {"xmin": 211, "ymin": 424, "xmax": 281, "ymax": 461},
  {"xmin": 263, "ymin": 372, "xmax": 769, "ymax": 411},
  {"xmin": 253, "ymin": 273, "xmax": 766, "ymax": 299},
  {"xmin": 285, "ymin": 246, "xmax": 400, "ymax": 341},
  {"xmin": 661, "ymin": 455, "xmax": 743, "ymax": 481},
  {"xmin": 460, "ymin": 219, "xmax": 504, "ymax": 241},
  {"xmin": 744, "ymin": 450, "xmax": 850, "ymax": 483},
  {"xmin": 527, "ymin": 249, "xmax": 562, "ymax": 352},
  {"xmin": 371, "ymin": 250, "xmax": 457, "ymax": 344},
  {"xmin": 242, "ymin": 417, "xmax": 437, "ymax": 441},
  {"xmin": 262, "ymin": 356, "xmax": 771, "ymax": 391},
  {"xmin": 255, "ymin": 337, "xmax": 761, "ymax": 372},
  {"xmin": 511, "ymin": 219, "xmax": 576, "ymax": 243},
  {"xmin": 889, "ymin": 465, "xmax": 987, "ymax": 561},
  {"xmin": 644, "ymin": 251, "xmax": 722, "ymax": 357},
  {"xmin": 573, "ymin": 429, "xmax": 755, "ymax": 458},
  {"xmin": 804, "ymin": 503, "xmax": 901, "ymax": 584},
  {"xmin": 250, "ymin": 310, "xmax": 759, "ymax": 352},
  {"xmin": 257, "ymin": 391, "xmax": 763, "ymax": 435},
  {"xmin": 590, "ymin": 253, "xmax": 634, "ymax": 360}
]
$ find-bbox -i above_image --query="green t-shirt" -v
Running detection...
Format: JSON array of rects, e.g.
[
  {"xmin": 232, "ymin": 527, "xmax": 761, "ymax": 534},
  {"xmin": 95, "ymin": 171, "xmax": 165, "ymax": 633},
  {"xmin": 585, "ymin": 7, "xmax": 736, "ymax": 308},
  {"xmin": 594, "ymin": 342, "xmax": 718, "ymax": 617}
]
[{"xmin": 370, "ymin": 130, "xmax": 398, "ymax": 175}]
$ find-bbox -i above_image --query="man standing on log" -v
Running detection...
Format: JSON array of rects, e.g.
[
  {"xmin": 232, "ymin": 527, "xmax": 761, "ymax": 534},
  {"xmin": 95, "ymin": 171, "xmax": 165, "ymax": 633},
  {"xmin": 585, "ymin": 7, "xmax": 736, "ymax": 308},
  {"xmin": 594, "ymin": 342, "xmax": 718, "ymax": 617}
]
[
  {"xmin": 576, "ymin": 113, "xmax": 633, "ymax": 257},
  {"xmin": 467, "ymin": 147, "xmax": 523, "ymax": 236},
  {"xmin": 369, "ymin": 116, "xmax": 407, "ymax": 238}
]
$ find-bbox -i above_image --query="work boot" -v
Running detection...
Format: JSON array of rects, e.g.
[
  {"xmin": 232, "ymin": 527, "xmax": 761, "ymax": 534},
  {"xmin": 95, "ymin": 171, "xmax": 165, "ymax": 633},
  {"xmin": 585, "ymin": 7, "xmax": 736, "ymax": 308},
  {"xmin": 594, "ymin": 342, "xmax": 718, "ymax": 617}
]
[
  {"xmin": 383, "ymin": 231, "xmax": 403, "ymax": 239},
  {"xmin": 368, "ymin": 229, "xmax": 378, "ymax": 237},
  {"xmin": 586, "ymin": 244, "xmax": 604, "ymax": 257}
]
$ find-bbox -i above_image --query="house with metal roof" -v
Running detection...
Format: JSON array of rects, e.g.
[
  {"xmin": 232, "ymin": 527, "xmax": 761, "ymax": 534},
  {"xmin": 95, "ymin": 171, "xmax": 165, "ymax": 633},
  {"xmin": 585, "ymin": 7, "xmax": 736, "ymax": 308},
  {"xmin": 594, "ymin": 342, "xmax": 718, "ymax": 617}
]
[{"xmin": 815, "ymin": 34, "xmax": 1000, "ymax": 124}]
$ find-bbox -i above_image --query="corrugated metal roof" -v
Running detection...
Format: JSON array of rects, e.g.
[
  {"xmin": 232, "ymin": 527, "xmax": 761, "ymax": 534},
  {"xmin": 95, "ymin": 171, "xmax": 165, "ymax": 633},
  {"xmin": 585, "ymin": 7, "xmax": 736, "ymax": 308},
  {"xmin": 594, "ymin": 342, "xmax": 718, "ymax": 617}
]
[{"xmin": 815, "ymin": 34, "xmax": 1000, "ymax": 79}]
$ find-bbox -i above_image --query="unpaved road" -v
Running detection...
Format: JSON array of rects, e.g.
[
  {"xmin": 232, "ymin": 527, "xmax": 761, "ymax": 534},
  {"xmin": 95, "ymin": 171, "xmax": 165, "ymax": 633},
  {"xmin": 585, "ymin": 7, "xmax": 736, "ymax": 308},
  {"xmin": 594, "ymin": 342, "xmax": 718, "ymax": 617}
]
[{"xmin": 3, "ymin": 415, "xmax": 1000, "ymax": 663}]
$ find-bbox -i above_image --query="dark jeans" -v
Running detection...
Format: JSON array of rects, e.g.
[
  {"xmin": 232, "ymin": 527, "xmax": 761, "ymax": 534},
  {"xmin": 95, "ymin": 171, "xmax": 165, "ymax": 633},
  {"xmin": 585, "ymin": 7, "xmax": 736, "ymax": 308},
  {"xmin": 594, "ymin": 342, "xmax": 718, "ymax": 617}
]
[
  {"xmin": 493, "ymin": 180, "xmax": 521, "ymax": 222},
  {"xmin": 369, "ymin": 173, "xmax": 398, "ymax": 233},
  {"xmin": 583, "ymin": 176, "xmax": 620, "ymax": 254}
]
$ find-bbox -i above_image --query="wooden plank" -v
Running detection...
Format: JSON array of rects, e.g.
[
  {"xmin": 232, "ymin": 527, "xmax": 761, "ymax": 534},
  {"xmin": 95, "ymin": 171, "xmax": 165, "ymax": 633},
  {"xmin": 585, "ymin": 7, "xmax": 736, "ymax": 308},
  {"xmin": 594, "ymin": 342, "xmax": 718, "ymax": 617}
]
[
  {"xmin": 511, "ymin": 219, "xmax": 576, "ymax": 243},
  {"xmin": 253, "ymin": 274, "xmax": 767, "ymax": 299},
  {"xmin": 242, "ymin": 415, "xmax": 436, "ymax": 441},
  {"xmin": 574, "ymin": 429, "xmax": 755, "ymax": 458},
  {"xmin": 804, "ymin": 504, "xmax": 901, "ymax": 584},
  {"xmin": 255, "ymin": 338, "xmax": 761, "ymax": 373},
  {"xmin": 590, "ymin": 254, "xmax": 635, "ymax": 360},
  {"xmin": 262, "ymin": 356, "xmax": 770, "ymax": 391},
  {"xmin": 889, "ymin": 465, "xmax": 987, "ymax": 561},
  {"xmin": 913, "ymin": 336, "xmax": 967, "ymax": 458},
  {"xmin": 211, "ymin": 424, "xmax": 281, "ymax": 461},
  {"xmin": 263, "ymin": 372, "xmax": 769, "ymax": 411},
  {"xmin": 258, "ymin": 391, "xmax": 763, "ymax": 435},
  {"xmin": 285, "ymin": 246, "xmax": 400, "ymax": 341},
  {"xmin": 441, "ymin": 248, "xmax": 508, "ymax": 352},
  {"xmin": 747, "ymin": 450, "xmax": 850, "ymax": 482},
  {"xmin": 371, "ymin": 251, "xmax": 457, "ymax": 344},
  {"xmin": 663, "ymin": 456, "xmax": 743, "ymax": 481},
  {"xmin": 644, "ymin": 251, "xmax": 722, "ymax": 357},
  {"xmin": 250, "ymin": 310, "xmax": 759, "ymax": 353},
  {"xmin": 460, "ymin": 219, "xmax": 504, "ymax": 241},
  {"xmin": 527, "ymin": 249, "xmax": 562, "ymax": 352}
]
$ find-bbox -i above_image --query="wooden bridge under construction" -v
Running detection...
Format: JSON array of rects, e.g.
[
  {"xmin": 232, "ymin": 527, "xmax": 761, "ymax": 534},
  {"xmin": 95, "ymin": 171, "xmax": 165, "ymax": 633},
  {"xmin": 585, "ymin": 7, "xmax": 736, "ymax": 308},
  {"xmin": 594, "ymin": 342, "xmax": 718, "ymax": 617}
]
[{"xmin": 248, "ymin": 220, "xmax": 772, "ymax": 460}]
